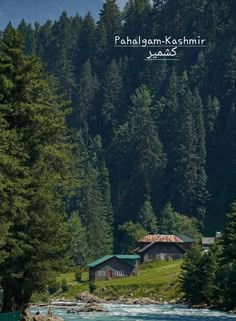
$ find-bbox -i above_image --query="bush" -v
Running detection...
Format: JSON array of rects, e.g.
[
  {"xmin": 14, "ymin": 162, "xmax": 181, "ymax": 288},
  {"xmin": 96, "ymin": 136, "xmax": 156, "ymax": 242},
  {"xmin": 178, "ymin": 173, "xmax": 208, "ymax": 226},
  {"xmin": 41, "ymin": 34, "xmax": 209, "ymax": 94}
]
[
  {"xmin": 48, "ymin": 279, "xmax": 60, "ymax": 294},
  {"xmin": 75, "ymin": 267, "xmax": 83, "ymax": 282},
  {"xmin": 61, "ymin": 278, "xmax": 69, "ymax": 292},
  {"xmin": 89, "ymin": 281, "xmax": 96, "ymax": 293},
  {"xmin": 31, "ymin": 291, "xmax": 50, "ymax": 304}
]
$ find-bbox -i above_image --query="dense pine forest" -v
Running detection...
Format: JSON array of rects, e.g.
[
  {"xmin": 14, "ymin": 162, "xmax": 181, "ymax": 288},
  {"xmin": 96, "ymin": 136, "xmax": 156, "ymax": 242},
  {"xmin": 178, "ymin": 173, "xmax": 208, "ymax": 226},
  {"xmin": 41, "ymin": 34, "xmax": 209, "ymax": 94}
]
[{"xmin": 0, "ymin": 0, "xmax": 236, "ymax": 311}]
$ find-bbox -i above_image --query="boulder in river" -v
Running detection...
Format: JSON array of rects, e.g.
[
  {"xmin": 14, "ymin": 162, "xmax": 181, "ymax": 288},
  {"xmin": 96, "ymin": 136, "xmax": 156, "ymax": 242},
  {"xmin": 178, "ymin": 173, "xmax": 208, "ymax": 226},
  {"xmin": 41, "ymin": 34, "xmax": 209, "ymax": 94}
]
[
  {"xmin": 76, "ymin": 291, "xmax": 105, "ymax": 303},
  {"xmin": 23, "ymin": 311, "xmax": 64, "ymax": 321},
  {"xmin": 133, "ymin": 298, "xmax": 160, "ymax": 305},
  {"xmin": 67, "ymin": 304, "xmax": 108, "ymax": 313}
]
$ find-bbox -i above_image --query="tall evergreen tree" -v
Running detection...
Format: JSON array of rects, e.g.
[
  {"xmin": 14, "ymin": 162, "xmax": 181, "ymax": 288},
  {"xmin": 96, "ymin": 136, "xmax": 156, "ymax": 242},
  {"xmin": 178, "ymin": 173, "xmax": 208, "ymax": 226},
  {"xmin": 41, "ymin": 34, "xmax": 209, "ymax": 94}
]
[
  {"xmin": 72, "ymin": 60, "xmax": 98, "ymax": 139},
  {"xmin": 79, "ymin": 164, "xmax": 113, "ymax": 260},
  {"xmin": 96, "ymin": 0, "xmax": 122, "ymax": 68},
  {"xmin": 172, "ymin": 73, "xmax": 208, "ymax": 221},
  {"xmin": 0, "ymin": 28, "xmax": 71, "ymax": 312},
  {"xmin": 68, "ymin": 212, "xmax": 90, "ymax": 266},
  {"xmin": 17, "ymin": 20, "xmax": 36, "ymax": 55},
  {"xmin": 159, "ymin": 202, "xmax": 177, "ymax": 234},
  {"xmin": 128, "ymin": 85, "xmax": 166, "ymax": 197},
  {"xmin": 74, "ymin": 13, "xmax": 96, "ymax": 78},
  {"xmin": 138, "ymin": 196, "xmax": 158, "ymax": 234},
  {"xmin": 205, "ymin": 95, "xmax": 220, "ymax": 135},
  {"xmin": 101, "ymin": 59, "xmax": 124, "ymax": 143},
  {"xmin": 180, "ymin": 245, "xmax": 206, "ymax": 304}
]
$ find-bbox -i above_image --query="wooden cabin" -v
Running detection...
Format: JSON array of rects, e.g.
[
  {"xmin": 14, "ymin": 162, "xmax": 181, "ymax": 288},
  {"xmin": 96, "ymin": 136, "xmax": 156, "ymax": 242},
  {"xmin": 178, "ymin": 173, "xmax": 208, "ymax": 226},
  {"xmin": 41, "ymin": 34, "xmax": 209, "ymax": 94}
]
[
  {"xmin": 88, "ymin": 255, "xmax": 140, "ymax": 281},
  {"xmin": 134, "ymin": 234, "xmax": 187, "ymax": 262}
]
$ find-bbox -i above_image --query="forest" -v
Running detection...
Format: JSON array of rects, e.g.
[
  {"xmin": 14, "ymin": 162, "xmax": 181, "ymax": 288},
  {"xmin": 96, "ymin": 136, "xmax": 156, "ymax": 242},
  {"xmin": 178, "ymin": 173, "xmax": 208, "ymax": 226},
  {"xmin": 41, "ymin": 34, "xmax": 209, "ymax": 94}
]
[{"xmin": 0, "ymin": 0, "xmax": 236, "ymax": 312}]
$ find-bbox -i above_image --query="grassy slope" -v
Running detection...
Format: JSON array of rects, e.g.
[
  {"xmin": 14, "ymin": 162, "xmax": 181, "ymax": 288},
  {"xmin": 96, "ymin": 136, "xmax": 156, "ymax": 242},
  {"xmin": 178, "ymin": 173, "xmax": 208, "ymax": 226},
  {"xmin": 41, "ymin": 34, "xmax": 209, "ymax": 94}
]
[{"xmin": 55, "ymin": 260, "xmax": 183, "ymax": 302}]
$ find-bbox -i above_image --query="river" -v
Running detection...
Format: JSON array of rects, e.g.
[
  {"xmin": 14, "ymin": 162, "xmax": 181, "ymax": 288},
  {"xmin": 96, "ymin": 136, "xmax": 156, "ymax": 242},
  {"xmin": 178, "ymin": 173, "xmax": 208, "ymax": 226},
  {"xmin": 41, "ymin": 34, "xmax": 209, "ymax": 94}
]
[{"xmin": 30, "ymin": 303, "xmax": 236, "ymax": 321}]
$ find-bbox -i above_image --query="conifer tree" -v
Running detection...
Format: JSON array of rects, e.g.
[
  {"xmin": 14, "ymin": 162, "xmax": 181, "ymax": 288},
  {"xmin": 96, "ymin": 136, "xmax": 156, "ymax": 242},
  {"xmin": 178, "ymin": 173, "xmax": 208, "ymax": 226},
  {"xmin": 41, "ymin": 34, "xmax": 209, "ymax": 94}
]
[
  {"xmin": 128, "ymin": 85, "xmax": 166, "ymax": 196},
  {"xmin": 138, "ymin": 196, "xmax": 158, "ymax": 234},
  {"xmin": 101, "ymin": 59, "xmax": 124, "ymax": 143},
  {"xmin": 17, "ymin": 20, "xmax": 36, "ymax": 54},
  {"xmin": 0, "ymin": 28, "xmax": 71, "ymax": 312},
  {"xmin": 96, "ymin": 0, "xmax": 122, "ymax": 67},
  {"xmin": 205, "ymin": 95, "xmax": 220, "ymax": 135},
  {"xmin": 159, "ymin": 202, "xmax": 177, "ymax": 234},
  {"xmin": 123, "ymin": 0, "xmax": 152, "ymax": 37},
  {"xmin": 172, "ymin": 73, "xmax": 208, "ymax": 220},
  {"xmin": 35, "ymin": 21, "xmax": 53, "ymax": 60},
  {"xmin": 79, "ymin": 165, "xmax": 113, "ymax": 259},
  {"xmin": 180, "ymin": 245, "xmax": 205, "ymax": 304},
  {"xmin": 223, "ymin": 201, "xmax": 236, "ymax": 260},
  {"xmin": 73, "ymin": 60, "xmax": 98, "ymax": 139},
  {"xmin": 47, "ymin": 12, "xmax": 76, "ymax": 100},
  {"xmin": 68, "ymin": 212, "xmax": 90, "ymax": 266},
  {"xmin": 74, "ymin": 13, "xmax": 96, "ymax": 77}
]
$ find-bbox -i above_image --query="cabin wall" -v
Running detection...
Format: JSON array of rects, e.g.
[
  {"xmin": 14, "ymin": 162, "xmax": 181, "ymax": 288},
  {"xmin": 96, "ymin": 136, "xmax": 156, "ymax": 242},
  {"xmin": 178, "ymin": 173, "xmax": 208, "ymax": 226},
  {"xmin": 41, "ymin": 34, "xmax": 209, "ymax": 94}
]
[
  {"xmin": 89, "ymin": 257, "xmax": 137, "ymax": 281},
  {"xmin": 141, "ymin": 243, "xmax": 185, "ymax": 262}
]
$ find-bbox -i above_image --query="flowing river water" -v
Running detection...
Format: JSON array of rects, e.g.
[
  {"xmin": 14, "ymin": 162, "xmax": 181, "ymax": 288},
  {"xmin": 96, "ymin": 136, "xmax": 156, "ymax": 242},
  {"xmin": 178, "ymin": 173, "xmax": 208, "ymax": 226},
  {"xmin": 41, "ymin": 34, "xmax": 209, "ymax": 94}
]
[{"xmin": 30, "ymin": 303, "xmax": 236, "ymax": 321}]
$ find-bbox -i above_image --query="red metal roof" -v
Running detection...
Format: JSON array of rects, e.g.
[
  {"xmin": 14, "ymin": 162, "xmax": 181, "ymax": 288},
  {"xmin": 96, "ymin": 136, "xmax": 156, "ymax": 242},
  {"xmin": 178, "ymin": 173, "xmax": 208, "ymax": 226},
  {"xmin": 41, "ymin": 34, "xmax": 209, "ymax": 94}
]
[{"xmin": 138, "ymin": 234, "xmax": 184, "ymax": 243}]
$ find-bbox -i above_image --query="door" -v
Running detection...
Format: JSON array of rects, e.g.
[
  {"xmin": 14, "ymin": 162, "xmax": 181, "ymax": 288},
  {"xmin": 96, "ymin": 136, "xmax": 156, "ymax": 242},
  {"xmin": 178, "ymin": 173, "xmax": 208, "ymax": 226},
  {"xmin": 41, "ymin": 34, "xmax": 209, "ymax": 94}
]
[{"xmin": 108, "ymin": 270, "xmax": 113, "ymax": 279}]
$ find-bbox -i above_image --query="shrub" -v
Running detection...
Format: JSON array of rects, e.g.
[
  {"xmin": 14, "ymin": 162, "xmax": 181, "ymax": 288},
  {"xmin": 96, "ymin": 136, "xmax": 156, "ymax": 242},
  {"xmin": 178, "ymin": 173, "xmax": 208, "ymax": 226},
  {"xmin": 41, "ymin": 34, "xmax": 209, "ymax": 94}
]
[
  {"xmin": 61, "ymin": 278, "xmax": 69, "ymax": 292},
  {"xmin": 89, "ymin": 281, "xmax": 96, "ymax": 293},
  {"xmin": 48, "ymin": 279, "xmax": 60, "ymax": 294},
  {"xmin": 75, "ymin": 267, "xmax": 83, "ymax": 282}
]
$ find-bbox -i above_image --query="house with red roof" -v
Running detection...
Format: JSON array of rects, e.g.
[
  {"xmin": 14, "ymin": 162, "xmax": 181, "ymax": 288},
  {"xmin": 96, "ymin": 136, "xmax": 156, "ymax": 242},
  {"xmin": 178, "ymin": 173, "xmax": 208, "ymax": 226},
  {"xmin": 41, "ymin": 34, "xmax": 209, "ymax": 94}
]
[{"xmin": 134, "ymin": 234, "xmax": 193, "ymax": 262}]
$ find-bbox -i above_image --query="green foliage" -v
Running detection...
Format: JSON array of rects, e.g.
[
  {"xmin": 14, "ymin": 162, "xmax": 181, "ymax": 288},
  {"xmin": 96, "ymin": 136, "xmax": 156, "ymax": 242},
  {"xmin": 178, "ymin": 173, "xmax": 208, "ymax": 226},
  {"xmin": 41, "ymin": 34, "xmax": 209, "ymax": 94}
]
[
  {"xmin": 89, "ymin": 281, "xmax": 97, "ymax": 294},
  {"xmin": 73, "ymin": 59, "xmax": 98, "ymax": 138},
  {"xmin": 101, "ymin": 59, "xmax": 124, "ymax": 142},
  {"xmin": 181, "ymin": 200, "xmax": 236, "ymax": 309},
  {"xmin": 74, "ymin": 267, "xmax": 83, "ymax": 283},
  {"xmin": 180, "ymin": 245, "xmax": 206, "ymax": 304},
  {"xmin": 138, "ymin": 196, "xmax": 158, "ymax": 234},
  {"xmin": 160, "ymin": 202, "xmax": 201, "ymax": 239},
  {"xmin": 159, "ymin": 202, "xmax": 177, "ymax": 235},
  {"xmin": 0, "ymin": 28, "xmax": 72, "ymax": 312},
  {"xmin": 61, "ymin": 278, "xmax": 69, "ymax": 292},
  {"xmin": 48, "ymin": 279, "xmax": 61, "ymax": 295},
  {"xmin": 223, "ymin": 201, "xmax": 236, "ymax": 260},
  {"xmin": 118, "ymin": 221, "xmax": 147, "ymax": 253},
  {"xmin": 68, "ymin": 213, "xmax": 89, "ymax": 266},
  {"xmin": 218, "ymin": 202, "xmax": 236, "ymax": 309}
]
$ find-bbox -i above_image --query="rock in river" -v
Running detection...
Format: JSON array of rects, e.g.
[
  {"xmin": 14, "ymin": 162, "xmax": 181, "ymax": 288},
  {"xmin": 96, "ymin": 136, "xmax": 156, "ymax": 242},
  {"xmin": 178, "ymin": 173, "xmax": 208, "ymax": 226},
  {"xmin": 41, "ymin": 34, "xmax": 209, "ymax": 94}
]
[
  {"xmin": 67, "ymin": 304, "xmax": 108, "ymax": 313},
  {"xmin": 23, "ymin": 311, "xmax": 64, "ymax": 321},
  {"xmin": 76, "ymin": 291, "xmax": 105, "ymax": 303}
]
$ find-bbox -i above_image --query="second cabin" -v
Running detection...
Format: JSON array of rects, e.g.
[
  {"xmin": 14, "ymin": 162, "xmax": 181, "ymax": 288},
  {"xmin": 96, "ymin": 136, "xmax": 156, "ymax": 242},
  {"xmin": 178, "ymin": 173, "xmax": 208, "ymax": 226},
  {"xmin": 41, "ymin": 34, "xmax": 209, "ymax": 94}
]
[{"xmin": 134, "ymin": 234, "xmax": 194, "ymax": 262}]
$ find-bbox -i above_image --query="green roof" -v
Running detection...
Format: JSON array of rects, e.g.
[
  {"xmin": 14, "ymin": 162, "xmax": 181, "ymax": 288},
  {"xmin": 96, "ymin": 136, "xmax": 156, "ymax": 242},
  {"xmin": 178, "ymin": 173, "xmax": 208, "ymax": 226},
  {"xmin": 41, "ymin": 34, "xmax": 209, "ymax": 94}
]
[
  {"xmin": 176, "ymin": 234, "xmax": 196, "ymax": 243},
  {"xmin": 87, "ymin": 255, "xmax": 140, "ymax": 268}
]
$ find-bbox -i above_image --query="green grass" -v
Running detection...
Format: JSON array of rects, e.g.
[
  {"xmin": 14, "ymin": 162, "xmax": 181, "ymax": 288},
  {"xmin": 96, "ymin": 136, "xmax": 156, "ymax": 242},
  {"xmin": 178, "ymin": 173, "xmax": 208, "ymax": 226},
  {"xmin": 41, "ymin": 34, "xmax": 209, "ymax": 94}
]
[{"xmin": 52, "ymin": 260, "xmax": 183, "ymax": 302}]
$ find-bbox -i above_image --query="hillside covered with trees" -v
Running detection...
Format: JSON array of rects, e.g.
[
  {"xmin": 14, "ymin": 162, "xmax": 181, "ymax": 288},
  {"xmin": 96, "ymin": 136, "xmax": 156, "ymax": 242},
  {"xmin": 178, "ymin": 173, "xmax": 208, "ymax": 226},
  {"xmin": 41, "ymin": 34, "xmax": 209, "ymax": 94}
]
[{"xmin": 0, "ymin": 0, "xmax": 236, "ymax": 312}]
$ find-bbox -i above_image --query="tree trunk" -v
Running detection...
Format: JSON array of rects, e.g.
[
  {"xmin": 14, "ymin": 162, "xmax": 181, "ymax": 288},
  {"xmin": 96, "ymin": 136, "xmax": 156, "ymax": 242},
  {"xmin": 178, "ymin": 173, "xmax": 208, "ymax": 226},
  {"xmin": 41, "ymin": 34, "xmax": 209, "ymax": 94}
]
[
  {"xmin": 1, "ymin": 283, "xmax": 16, "ymax": 312},
  {"xmin": 1, "ymin": 278, "xmax": 31, "ymax": 312}
]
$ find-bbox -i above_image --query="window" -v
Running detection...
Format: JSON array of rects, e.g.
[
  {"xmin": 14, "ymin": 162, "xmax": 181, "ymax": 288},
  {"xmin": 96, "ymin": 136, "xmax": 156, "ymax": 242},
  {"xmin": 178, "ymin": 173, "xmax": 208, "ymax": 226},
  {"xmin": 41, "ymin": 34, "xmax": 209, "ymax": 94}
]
[
  {"xmin": 115, "ymin": 270, "xmax": 124, "ymax": 276},
  {"xmin": 96, "ymin": 270, "xmax": 106, "ymax": 277}
]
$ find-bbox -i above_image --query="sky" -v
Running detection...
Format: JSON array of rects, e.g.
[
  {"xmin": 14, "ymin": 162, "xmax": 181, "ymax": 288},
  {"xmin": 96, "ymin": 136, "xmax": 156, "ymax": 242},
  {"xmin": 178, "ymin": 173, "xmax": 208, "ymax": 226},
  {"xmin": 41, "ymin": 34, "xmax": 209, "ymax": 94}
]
[{"xmin": 0, "ymin": 0, "xmax": 127, "ymax": 30}]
